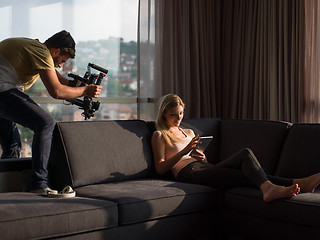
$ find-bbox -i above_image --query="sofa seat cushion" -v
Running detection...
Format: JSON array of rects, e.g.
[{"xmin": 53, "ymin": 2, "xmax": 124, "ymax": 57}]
[
  {"xmin": 0, "ymin": 192, "xmax": 118, "ymax": 240},
  {"xmin": 75, "ymin": 179, "xmax": 220, "ymax": 225},
  {"xmin": 224, "ymin": 187, "xmax": 320, "ymax": 228}
]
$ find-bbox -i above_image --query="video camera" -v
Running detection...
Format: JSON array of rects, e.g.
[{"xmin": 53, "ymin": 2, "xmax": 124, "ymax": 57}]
[{"xmin": 66, "ymin": 63, "xmax": 108, "ymax": 120}]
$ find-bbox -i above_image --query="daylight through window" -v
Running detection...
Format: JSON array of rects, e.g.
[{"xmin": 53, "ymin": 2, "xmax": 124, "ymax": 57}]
[{"xmin": 0, "ymin": 0, "xmax": 143, "ymax": 157}]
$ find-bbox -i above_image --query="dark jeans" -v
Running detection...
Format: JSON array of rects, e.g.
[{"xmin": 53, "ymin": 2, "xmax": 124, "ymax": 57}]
[
  {"xmin": 0, "ymin": 120, "xmax": 21, "ymax": 158},
  {"xmin": 0, "ymin": 88, "xmax": 55, "ymax": 190},
  {"xmin": 177, "ymin": 148, "xmax": 293, "ymax": 189}
]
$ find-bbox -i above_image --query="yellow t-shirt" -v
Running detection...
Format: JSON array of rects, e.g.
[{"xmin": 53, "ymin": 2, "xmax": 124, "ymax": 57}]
[{"xmin": 0, "ymin": 38, "xmax": 55, "ymax": 91}]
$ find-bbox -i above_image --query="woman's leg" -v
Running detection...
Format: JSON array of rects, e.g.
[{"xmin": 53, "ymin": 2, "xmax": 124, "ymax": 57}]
[
  {"xmin": 267, "ymin": 175, "xmax": 293, "ymax": 187},
  {"xmin": 219, "ymin": 148, "xmax": 320, "ymax": 194},
  {"xmin": 293, "ymin": 173, "xmax": 320, "ymax": 193},
  {"xmin": 215, "ymin": 148, "xmax": 268, "ymax": 187},
  {"xmin": 265, "ymin": 169, "xmax": 320, "ymax": 193},
  {"xmin": 217, "ymin": 148, "xmax": 299, "ymax": 202},
  {"xmin": 178, "ymin": 148, "xmax": 299, "ymax": 202},
  {"xmin": 267, "ymin": 173, "xmax": 320, "ymax": 193},
  {"xmin": 177, "ymin": 161, "xmax": 256, "ymax": 189}
]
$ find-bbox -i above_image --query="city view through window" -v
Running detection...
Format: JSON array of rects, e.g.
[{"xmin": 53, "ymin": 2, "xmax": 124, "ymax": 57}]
[{"xmin": 0, "ymin": 0, "xmax": 152, "ymax": 158}]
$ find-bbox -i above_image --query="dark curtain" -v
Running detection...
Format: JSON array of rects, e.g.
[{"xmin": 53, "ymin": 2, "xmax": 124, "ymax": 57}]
[
  {"xmin": 301, "ymin": 0, "xmax": 320, "ymax": 123},
  {"xmin": 158, "ymin": 0, "xmax": 303, "ymax": 122},
  {"xmin": 159, "ymin": 0, "xmax": 222, "ymax": 118}
]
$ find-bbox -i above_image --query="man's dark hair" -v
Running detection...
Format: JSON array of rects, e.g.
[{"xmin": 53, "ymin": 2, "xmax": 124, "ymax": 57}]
[{"xmin": 44, "ymin": 30, "xmax": 76, "ymax": 58}]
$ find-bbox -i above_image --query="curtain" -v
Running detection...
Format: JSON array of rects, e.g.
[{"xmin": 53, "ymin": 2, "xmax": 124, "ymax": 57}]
[
  {"xmin": 157, "ymin": 0, "xmax": 222, "ymax": 118},
  {"xmin": 139, "ymin": 0, "xmax": 318, "ymax": 122},
  {"xmin": 150, "ymin": 0, "xmax": 303, "ymax": 122},
  {"xmin": 137, "ymin": 0, "xmax": 161, "ymax": 120},
  {"xmin": 301, "ymin": 0, "xmax": 320, "ymax": 123},
  {"xmin": 221, "ymin": 0, "xmax": 302, "ymax": 122}
]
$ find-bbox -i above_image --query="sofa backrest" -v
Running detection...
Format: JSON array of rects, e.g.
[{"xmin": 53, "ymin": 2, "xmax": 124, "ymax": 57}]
[
  {"xmin": 181, "ymin": 118, "xmax": 221, "ymax": 164},
  {"xmin": 275, "ymin": 124, "xmax": 320, "ymax": 178},
  {"xmin": 49, "ymin": 120, "xmax": 155, "ymax": 189},
  {"xmin": 219, "ymin": 119, "xmax": 291, "ymax": 175}
]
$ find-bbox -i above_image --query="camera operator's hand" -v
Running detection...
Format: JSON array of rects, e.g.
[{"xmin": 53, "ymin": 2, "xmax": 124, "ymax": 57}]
[{"xmin": 83, "ymin": 84, "xmax": 103, "ymax": 98}]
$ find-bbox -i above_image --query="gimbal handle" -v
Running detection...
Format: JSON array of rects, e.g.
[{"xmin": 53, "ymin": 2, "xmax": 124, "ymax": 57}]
[{"xmin": 88, "ymin": 63, "xmax": 109, "ymax": 74}]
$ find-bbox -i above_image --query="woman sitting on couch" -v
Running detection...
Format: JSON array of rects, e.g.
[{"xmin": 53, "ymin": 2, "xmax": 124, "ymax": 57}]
[{"xmin": 151, "ymin": 94, "xmax": 320, "ymax": 202}]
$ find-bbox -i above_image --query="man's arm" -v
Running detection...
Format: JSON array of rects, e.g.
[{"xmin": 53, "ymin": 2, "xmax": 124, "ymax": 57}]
[
  {"xmin": 55, "ymin": 70, "xmax": 69, "ymax": 85},
  {"xmin": 39, "ymin": 69, "xmax": 102, "ymax": 100}
]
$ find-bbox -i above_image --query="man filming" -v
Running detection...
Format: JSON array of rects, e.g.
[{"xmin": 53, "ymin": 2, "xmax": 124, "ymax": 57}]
[{"xmin": 0, "ymin": 30, "xmax": 102, "ymax": 193}]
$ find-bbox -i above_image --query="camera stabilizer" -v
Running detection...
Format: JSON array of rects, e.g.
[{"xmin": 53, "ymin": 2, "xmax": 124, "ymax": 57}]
[{"xmin": 66, "ymin": 63, "xmax": 108, "ymax": 120}]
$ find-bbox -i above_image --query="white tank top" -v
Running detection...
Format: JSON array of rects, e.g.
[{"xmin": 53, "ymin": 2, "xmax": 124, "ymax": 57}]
[{"xmin": 165, "ymin": 128, "xmax": 197, "ymax": 178}]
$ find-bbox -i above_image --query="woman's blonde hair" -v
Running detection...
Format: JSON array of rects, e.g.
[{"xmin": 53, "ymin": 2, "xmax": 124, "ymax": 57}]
[{"xmin": 155, "ymin": 94, "xmax": 185, "ymax": 146}]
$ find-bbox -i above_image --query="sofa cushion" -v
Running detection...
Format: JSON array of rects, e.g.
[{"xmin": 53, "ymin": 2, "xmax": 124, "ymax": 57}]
[
  {"xmin": 220, "ymin": 119, "xmax": 291, "ymax": 175},
  {"xmin": 75, "ymin": 179, "xmax": 220, "ymax": 225},
  {"xmin": 224, "ymin": 187, "xmax": 320, "ymax": 228},
  {"xmin": 275, "ymin": 124, "xmax": 320, "ymax": 178},
  {"xmin": 181, "ymin": 118, "xmax": 221, "ymax": 164},
  {"xmin": 49, "ymin": 120, "xmax": 156, "ymax": 189},
  {"xmin": 0, "ymin": 192, "xmax": 118, "ymax": 240}
]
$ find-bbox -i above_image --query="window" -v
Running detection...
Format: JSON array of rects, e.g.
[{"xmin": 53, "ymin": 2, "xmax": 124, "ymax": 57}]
[{"xmin": 0, "ymin": 0, "xmax": 150, "ymax": 157}]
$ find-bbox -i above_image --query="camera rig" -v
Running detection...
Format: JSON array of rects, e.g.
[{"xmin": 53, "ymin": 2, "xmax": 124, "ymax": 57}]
[{"xmin": 66, "ymin": 63, "xmax": 108, "ymax": 120}]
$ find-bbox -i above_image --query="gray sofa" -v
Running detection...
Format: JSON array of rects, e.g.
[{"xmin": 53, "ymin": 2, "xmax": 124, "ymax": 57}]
[{"xmin": 1, "ymin": 118, "xmax": 320, "ymax": 239}]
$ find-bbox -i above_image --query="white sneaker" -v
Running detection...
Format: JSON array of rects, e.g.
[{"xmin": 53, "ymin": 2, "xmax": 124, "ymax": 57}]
[
  {"xmin": 47, "ymin": 186, "xmax": 76, "ymax": 198},
  {"xmin": 31, "ymin": 187, "xmax": 58, "ymax": 195}
]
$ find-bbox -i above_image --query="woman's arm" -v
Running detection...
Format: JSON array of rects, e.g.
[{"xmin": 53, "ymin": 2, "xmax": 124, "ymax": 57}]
[{"xmin": 151, "ymin": 130, "xmax": 200, "ymax": 175}]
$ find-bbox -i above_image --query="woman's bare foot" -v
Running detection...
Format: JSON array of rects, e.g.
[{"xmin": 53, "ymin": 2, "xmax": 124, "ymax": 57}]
[
  {"xmin": 260, "ymin": 181, "xmax": 300, "ymax": 203},
  {"xmin": 294, "ymin": 173, "xmax": 320, "ymax": 193}
]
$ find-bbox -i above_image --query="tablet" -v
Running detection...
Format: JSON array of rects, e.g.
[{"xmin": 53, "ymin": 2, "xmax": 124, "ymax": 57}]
[{"xmin": 190, "ymin": 136, "xmax": 213, "ymax": 156}]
